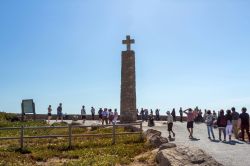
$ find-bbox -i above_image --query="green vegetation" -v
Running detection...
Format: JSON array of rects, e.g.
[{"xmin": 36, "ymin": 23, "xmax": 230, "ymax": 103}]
[{"xmin": 0, "ymin": 112, "xmax": 152, "ymax": 166}]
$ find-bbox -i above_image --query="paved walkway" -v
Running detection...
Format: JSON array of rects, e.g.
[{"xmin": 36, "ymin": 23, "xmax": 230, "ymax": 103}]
[{"xmin": 143, "ymin": 121, "xmax": 250, "ymax": 166}]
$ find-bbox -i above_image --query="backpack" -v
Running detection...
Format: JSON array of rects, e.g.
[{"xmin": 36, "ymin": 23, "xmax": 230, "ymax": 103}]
[{"xmin": 219, "ymin": 116, "xmax": 227, "ymax": 126}]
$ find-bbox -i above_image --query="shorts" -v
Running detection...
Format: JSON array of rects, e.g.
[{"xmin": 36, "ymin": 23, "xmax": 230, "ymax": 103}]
[
  {"xmin": 99, "ymin": 114, "xmax": 102, "ymax": 119},
  {"xmin": 48, "ymin": 113, "xmax": 52, "ymax": 116},
  {"xmin": 57, "ymin": 112, "xmax": 62, "ymax": 117},
  {"xmin": 187, "ymin": 121, "xmax": 194, "ymax": 128},
  {"xmin": 82, "ymin": 115, "xmax": 86, "ymax": 119},
  {"xmin": 168, "ymin": 123, "xmax": 173, "ymax": 131}
]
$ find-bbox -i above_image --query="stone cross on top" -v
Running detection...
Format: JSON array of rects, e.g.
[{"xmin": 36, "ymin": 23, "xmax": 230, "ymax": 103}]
[{"xmin": 122, "ymin": 35, "xmax": 135, "ymax": 51}]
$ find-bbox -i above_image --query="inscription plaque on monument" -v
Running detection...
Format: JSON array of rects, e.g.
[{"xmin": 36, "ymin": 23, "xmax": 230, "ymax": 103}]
[{"xmin": 120, "ymin": 35, "xmax": 137, "ymax": 123}]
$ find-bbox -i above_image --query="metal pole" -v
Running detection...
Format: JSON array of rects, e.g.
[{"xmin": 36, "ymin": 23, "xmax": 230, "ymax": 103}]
[
  {"xmin": 20, "ymin": 126, "xmax": 24, "ymax": 149},
  {"xmin": 68, "ymin": 124, "xmax": 72, "ymax": 148},
  {"xmin": 112, "ymin": 123, "xmax": 116, "ymax": 144}
]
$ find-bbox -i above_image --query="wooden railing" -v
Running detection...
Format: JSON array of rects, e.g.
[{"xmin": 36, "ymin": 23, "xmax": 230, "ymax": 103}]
[{"xmin": 0, "ymin": 122, "xmax": 143, "ymax": 149}]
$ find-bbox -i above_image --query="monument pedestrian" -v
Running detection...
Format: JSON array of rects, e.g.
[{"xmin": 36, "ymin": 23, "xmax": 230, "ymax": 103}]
[
  {"xmin": 145, "ymin": 109, "xmax": 149, "ymax": 122},
  {"xmin": 217, "ymin": 110, "xmax": 227, "ymax": 142},
  {"xmin": 155, "ymin": 109, "xmax": 160, "ymax": 121},
  {"xmin": 140, "ymin": 108, "xmax": 144, "ymax": 121},
  {"xmin": 205, "ymin": 110, "xmax": 215, "ymax": 140},
  {"xmin": 113, "ymin": 109, "xmax": 118, "ymax": 124},
  {"xmin": 225, "ymin": 110, "xmax": 233, "ymax": 141},
  {"xmin": 108, "ymin": 109, "xmax": 114, "ymax": 124},
  {"xmin": 179, "ymin": 107, "xmax": 183, "ymax": 122},
  {"xmin": 148, "ymin": 112, "xmax": 155, "ymax": 127},
  {"xmin": 47, "ymin": 105, "xmax": 52, "ymax": 124},
  {"xmin": 239, "ymin": 107, "xmax": 250, "ymax": 142},
  {"xmin": 167, "ymin": 111, "xmax": 175, "ymax": 139},
  {"xmin": 81, "ymin": 105, "xmax": 86, "ymax": 124},
  {"xmin": 184, "ymin": 108, "xmax": 195, "ymax": 139},
  {"xmin": 102, "ymin": 108, "xmax": 108, "ymax": 125},
  {"xmin": 56, "ymin": 103, "xmax": 63, "ymax": 122},
  {"xmin": 231, "ymin": 107, "xmax": 239, "ymax": 139},
  {"xmin": 91, "ymin": 107, "xmax": 95, "ymax": 120},
  {"xmin": 98, "ymin": 108, "xmax": 103, "ymax": 122},
  {"xmin": 171, "ymin": 108, "xmax": 176, "ymax": 122}
]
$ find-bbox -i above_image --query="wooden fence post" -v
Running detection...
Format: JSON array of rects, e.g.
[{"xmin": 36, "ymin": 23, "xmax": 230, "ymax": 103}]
[
  {"xmin": 112, "ymin": 123, "xmax": 116, "ymax": 144},
  {"xmin": 68, "ymin": 124, "xmax": 72, "ymax": 148},
  {"xmin": 20, "ymin": 126, "xmax": 24, "ymax": 149}
]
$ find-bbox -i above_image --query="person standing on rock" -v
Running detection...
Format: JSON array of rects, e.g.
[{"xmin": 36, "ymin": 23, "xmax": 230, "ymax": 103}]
[
  {"xmin": 238, "ymin": 107, "xmax": 250, "ymax": 143},
  {"xmin": 167, "ymin": 111, "xmax": 175, "ymax": 139},
  {"xmin": 217, "ymin": 110, "xmax": 227, "ymax": 142},
  {"xmin": 184, "ymin": 108, "xmax": 195, "ymax": 139},
  {"xmin": 205, "ymin": 110, "xmax": 215, "ymax": 140},
  {"xmin": 231, "ymin": 107, "xmax": 239, "ymax": 139}
]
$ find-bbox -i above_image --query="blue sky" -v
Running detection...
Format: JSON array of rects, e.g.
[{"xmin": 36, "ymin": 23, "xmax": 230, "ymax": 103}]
[{"xmin": 1, "ymin": 0, "xmax": 250, "ymax": 115}]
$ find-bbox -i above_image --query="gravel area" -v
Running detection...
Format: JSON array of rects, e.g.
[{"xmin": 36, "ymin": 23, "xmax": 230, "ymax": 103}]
[{"xmin": 143, "ymin": 121, "xmax": 250, "ymax": 166}]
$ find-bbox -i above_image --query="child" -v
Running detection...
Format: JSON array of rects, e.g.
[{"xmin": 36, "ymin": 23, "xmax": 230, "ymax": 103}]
[{"xmin": 167, "ymin": 111, "xmax": 175, "ymax": 139}]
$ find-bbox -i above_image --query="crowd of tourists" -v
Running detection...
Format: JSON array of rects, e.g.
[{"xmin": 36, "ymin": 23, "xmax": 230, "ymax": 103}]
[
  {"xmin": 47, "ymin": 103, "xmax": 119, "ymax": 125},
  {"xmin": 47, "ymin": 104, "xmax": 250, "ymax": 143},
  {"xmin": 165, "ymin": 107, "xmax": 250, "ymax": 143}
]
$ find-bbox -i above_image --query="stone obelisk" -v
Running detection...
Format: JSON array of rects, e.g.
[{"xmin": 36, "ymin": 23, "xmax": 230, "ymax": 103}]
[{"xmin": 120, "ymin": 35, "xmax": 137, "ymax": 123}]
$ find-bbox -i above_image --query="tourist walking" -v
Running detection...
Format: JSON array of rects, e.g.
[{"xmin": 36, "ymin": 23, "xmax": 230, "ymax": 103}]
[
  {"xmin": 167, "ymin": 111, "xmax": 175, "ymax": 139},
  {"xmin": 171, "ymin": 108, "xmax": 176, "ymax": 122},
  {"xmin": 231, "ymin": 107, "xmax": 239, "ymax": 139},
  {"xmin": 81, "ymin": 105, "xmax": 86, "ymax": 124},
  {"xmin": 179, "ymin": 107, "xmax": 183, "ymax": 122},
  {"xmin": 205, "ymin": 110, "xmax": 215, "ymax": 140},
  {"xmin": 91, "ymin": 107, "xmax": 95, "ymax": 120},
  {"xmin": 102, "ymin": 108, "xmax": 108, "ymax": 125},
  {"xmin": 47, "ymin": 105, "xmax": 52, "ymax": 124},
  {"xmin": 239, "ymin": 107, "xmax": 250, "ymax": 143},
  {"xmin": 113, "ymin": 109, "xmax": 118, "ymax": 124},
  {"xmin": 225, "ymin": 110, "xmax": 233, "ymax": 141},
  {"xmin": 217, "ymin": 110, "xmax": 227, "ymax": 141},
  {"xmin": 184, "ymin": 108, "xmax": 195, "ymax": 139},
  {"xmin": 56, "ymin": 103, "xmax": 63, "ymax": 122}
]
